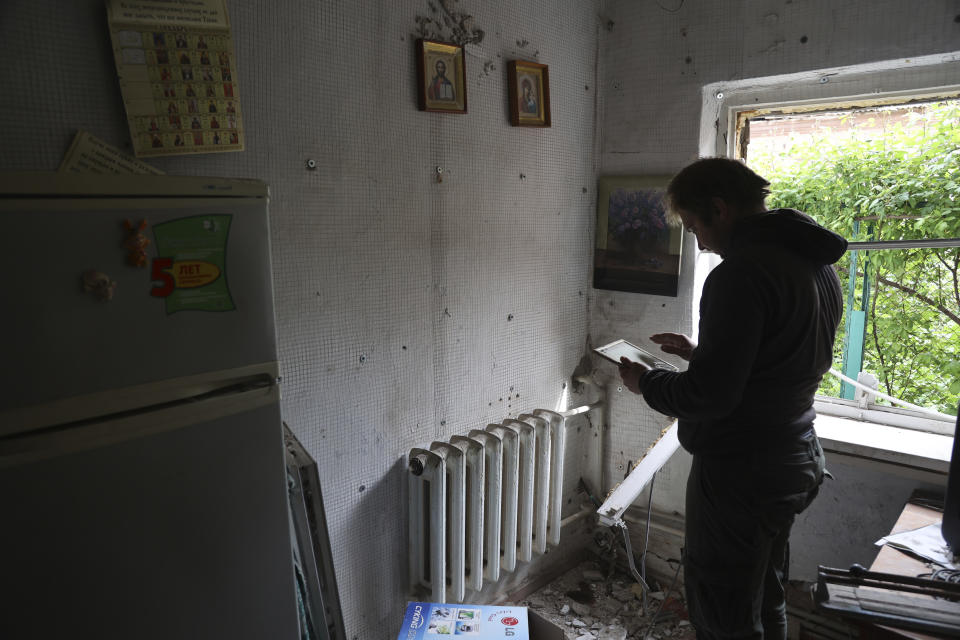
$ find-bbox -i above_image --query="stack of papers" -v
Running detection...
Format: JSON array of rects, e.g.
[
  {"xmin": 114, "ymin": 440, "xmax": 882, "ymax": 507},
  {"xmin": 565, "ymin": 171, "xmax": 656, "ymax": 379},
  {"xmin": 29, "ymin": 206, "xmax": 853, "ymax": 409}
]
[{"xmin": 876, "ymin": 524, "xmax": 960, "ymax": 570}]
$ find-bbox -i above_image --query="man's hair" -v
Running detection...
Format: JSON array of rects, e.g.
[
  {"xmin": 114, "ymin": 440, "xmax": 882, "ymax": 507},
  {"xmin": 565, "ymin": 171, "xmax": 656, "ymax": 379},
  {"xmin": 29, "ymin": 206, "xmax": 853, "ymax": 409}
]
[{"xmin": 665, "ymin": 158, "xmax": 770, "ymax": 223}]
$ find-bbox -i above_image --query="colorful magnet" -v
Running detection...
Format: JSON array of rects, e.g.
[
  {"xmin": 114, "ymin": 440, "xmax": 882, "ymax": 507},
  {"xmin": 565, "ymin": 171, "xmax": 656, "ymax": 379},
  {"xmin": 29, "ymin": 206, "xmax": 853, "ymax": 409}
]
[{"xmin": 122, "ymin": 218, "xmax": 150, "ymax": 267}]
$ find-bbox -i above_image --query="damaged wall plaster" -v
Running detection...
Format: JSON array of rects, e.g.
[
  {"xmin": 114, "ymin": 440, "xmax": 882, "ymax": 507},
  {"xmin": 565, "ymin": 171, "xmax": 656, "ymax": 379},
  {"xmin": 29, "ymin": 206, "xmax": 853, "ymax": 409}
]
[
  {"xmin": 412, "ymin": 0, "xmax": 547, "ymax": 80},
  {"xmin": 414, "ymin": 0, "xmax": 485, "ymax": 45}
]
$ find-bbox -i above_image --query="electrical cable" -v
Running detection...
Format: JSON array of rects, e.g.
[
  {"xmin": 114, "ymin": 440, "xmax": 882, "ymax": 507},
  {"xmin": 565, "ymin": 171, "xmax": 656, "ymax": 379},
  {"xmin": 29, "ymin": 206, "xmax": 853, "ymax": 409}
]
[
  {"xmin": 616, "ymin": 520, "xmax": 651, "ymax": 594},
  {"xmin": 613, "ymin": 472, "xmax": 658, "ymax": 615},
  {"xmin": 640, "ymin": 555, "xmax": 684, "ymax": 640},
  {"xmin": 919, "ymin": 567, "xmax": 960, "ymax": 586},
  {"xmin": 640, "ymin": 472, "xmax": 656, "ymax": 616},
  {"xmin": 579, "ymin": 477, "xmax": 603, "ymax": 508},
  {"xmin": 621, "ymin": 469, "xmax": 686, "ymax": 640}
]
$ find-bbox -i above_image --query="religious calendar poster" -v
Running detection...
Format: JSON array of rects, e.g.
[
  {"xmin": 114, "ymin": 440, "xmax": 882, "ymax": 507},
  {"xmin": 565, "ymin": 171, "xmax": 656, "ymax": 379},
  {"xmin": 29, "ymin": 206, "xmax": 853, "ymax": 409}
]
[{"xmin": 107, "ymin": 0, "xmax": 244, "ymax": 157}]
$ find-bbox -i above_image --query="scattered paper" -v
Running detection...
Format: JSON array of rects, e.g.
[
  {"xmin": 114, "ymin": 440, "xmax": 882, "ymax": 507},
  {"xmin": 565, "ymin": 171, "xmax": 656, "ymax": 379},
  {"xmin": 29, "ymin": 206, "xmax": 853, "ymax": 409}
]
[
  {"xmin": 876, "ymin": 523, "xmax": 960, "ymax": 570},
  {"xmin": 106, "ymin": 0, "xmax": 244, "ymax": 157},
  {"xmin": 59, "ymin": 131, "xmax": 164, "ymax": 174}
]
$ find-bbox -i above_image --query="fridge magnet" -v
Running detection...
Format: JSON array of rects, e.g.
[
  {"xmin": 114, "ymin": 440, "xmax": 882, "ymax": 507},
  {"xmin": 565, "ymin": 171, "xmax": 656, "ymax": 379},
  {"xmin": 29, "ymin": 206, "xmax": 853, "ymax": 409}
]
[
  {"xmin": 151, "ymin": 215, "xmax": 235, "ymax": 313},
  {"xmin": 122, "ymin": 219, "xmax": 150, "ymax": 267},
  {"xmin": 105, "ymin": 0, "xmax": 245, "ymax": 157},
  {"xmin": 507, "ymin": 60, "xmax": 550, "ymax": 127},
  {"xmin": 593, "ymin": 176, "xmax": 683, "ymax": 296},
  {"xmin": 416, "ymin": 39, "xmax": 467, "ymax": 114},
  {"xmin": 81, "ymin": 270, "xmax": 117, "ymax": 302}
]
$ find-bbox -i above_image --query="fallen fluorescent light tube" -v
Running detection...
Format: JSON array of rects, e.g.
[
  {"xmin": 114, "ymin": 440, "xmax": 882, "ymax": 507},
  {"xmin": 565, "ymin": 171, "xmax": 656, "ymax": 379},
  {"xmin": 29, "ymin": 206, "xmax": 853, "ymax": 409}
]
[{"xmin": 596, "ymin": 421, "xmax": 680, "ymax": 527}]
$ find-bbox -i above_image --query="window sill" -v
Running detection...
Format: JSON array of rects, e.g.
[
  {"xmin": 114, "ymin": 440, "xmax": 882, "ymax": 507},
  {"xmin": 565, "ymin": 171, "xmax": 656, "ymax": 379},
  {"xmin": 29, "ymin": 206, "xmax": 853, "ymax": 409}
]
[{"xmin": 813, "ymin": 412, "xmax": 952, "ymax": 476}]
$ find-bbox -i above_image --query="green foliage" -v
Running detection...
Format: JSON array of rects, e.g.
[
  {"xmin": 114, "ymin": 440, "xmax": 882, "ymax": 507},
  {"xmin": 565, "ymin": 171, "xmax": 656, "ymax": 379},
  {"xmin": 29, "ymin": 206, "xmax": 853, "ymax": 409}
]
[{"xmin": 750, "ymin": 101, "xmax": 960, "ymax": 415}]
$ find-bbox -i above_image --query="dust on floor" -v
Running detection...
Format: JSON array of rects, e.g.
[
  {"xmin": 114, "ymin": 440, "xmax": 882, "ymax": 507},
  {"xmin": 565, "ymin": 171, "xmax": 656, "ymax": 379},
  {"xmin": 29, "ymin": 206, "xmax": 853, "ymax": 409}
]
[{"xmin": 521, "ymin": 560, "xmax": 696, "ymax": 640}]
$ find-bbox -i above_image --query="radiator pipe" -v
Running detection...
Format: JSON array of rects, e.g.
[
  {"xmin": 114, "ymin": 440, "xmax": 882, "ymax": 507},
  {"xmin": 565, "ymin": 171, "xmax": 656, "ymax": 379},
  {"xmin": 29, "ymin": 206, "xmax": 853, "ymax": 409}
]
[
  {"xmin": 409, "ymin": 454, "xmax": 427, "ymax": 476},
  {"xmin": 560, "ymin": 400, "xmax": 603, "ymax": 417},
  {"xmin": 559, "ymin": 504, "xmax": 594, "ymax": 528}
]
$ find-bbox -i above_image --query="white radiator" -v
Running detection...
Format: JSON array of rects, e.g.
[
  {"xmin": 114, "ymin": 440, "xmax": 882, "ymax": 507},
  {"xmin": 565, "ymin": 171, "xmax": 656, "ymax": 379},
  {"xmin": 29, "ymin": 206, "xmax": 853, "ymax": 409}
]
[{"xmin": 407, "ymin": 409, "xmax": 566, "ymax": 603}]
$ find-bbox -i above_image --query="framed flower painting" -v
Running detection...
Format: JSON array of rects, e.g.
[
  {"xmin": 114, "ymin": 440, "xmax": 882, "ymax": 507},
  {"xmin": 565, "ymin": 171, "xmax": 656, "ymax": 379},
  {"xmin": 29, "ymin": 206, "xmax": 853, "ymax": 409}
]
[{"xmin": 593, "ymin": 176, "xmax": 683, "ymax": 296}]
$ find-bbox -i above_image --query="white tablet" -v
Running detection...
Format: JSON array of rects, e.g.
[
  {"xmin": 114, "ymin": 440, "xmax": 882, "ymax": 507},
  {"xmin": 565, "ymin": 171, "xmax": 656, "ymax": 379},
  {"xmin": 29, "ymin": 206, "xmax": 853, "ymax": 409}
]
[{"xmin": 593, "ymin": 338, "xmax": 679, "ymax": 372}]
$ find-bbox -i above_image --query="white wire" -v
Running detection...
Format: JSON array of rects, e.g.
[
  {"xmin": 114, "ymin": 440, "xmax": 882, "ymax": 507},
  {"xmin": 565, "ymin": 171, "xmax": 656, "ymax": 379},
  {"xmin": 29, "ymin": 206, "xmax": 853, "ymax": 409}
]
[{"xmin": 826, "ymin": 368, "xmax": 954, "ymax": 419}]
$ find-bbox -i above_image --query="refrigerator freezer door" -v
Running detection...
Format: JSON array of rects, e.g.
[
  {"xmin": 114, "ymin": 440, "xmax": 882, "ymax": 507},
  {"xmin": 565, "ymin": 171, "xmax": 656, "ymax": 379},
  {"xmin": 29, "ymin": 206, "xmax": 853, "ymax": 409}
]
[
  {"xmin": 0, "ymin": 192, "xmax": 278, "ymax": 429},
  {"xmin": 0, "ymin": 401, "xmax": 299, "ymax": 640}
]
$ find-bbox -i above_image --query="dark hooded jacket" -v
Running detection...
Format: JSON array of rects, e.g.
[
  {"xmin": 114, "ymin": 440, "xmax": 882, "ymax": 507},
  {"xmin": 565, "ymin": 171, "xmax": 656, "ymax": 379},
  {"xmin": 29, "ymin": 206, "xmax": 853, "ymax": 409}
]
[{"xmin": 638, "ymin": 208, "xmax": 847, "ymax": 456}]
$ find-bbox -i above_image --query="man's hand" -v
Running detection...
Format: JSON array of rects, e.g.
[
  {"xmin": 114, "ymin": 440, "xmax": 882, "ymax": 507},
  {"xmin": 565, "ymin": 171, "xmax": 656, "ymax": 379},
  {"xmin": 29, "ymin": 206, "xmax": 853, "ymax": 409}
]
[
  {"xmin": 650, "ymin": 332, "xmax": 696, "ymax": 361},
  {"xmin": 618, "ymin": 357, "xmax": 652, "ymax": 394}
]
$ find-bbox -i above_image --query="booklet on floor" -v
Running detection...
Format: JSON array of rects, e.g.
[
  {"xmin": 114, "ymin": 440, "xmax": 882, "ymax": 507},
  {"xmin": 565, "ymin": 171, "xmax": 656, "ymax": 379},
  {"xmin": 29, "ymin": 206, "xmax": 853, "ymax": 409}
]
[{"xmin": 397, "ymin": 602, "xmax": 530, "ymax": 639}]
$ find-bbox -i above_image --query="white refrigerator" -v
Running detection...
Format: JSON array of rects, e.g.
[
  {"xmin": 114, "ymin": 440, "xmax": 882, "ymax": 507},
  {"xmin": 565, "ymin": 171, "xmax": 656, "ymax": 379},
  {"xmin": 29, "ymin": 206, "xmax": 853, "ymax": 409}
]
[{"xmin": 0, "ymin": 174, "xmax": 300, "ymax": 639}]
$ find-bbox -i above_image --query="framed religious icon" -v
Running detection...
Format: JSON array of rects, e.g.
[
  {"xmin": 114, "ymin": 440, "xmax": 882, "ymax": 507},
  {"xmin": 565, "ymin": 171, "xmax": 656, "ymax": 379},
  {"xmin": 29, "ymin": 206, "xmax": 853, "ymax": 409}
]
[
  {"xmin": 507, "ymin": 60, "xmax": 550, "ymax": 127},
  {"xmin": 416, "ymin": 39, "xmax": 467, "ymax": 114},
  {"xmin": 593, "ymin": 176, "xmax": 683, "ymax": 296}
]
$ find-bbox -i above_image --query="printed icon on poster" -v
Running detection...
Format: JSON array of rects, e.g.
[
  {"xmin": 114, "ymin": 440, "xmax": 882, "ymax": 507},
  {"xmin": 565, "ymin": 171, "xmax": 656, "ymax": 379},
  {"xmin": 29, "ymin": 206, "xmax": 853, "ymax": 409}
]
[{"xmin": 106, "ymin": 0, "xmax": 245, "ymax": 157}]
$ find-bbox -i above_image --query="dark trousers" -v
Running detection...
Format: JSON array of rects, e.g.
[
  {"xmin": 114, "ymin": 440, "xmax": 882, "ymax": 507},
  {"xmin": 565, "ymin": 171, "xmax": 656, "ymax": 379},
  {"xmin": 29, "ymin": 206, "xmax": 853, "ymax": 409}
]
[{"xmin": 683, "ymin": 431, "xmax": 825, "ymax": 640}]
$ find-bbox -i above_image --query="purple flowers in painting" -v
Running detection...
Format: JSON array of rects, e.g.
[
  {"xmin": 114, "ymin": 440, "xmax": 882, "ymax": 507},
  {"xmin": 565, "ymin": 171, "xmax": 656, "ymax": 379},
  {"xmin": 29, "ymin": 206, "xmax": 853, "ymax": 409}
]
[
  {"xmin": 608, "ymin": 188, "xmax": 667, "ymax": 242},
  {"xmin": 594, "ymin": 177, "xmax": 680, "ymax": 295}
]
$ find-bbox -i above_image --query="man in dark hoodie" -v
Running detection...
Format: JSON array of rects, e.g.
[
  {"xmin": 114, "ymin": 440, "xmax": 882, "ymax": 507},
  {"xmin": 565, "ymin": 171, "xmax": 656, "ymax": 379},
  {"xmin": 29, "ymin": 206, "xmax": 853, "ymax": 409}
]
[{"xmin": 618, "ymin": 158, "xmax": 847, "ymax": 640}]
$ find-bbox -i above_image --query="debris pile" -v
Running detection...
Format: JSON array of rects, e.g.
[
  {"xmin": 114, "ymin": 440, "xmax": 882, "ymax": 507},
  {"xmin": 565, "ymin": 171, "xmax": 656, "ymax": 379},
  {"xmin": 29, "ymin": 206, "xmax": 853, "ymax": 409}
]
[{"xmin": 521, "ymin": 561, "xmax": 695, "ymax": 640}]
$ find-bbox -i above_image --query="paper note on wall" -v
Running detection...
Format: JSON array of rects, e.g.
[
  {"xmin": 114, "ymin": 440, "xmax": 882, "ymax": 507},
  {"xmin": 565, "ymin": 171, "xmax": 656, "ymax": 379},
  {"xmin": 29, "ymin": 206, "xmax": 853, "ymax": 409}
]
[
  {"xmin": 59, "ymin": 130, "xmax": 164, "ymax": 174},
  {"xmin": 106, "ymin": 0, "xmax": 244, "ymax": 157}
]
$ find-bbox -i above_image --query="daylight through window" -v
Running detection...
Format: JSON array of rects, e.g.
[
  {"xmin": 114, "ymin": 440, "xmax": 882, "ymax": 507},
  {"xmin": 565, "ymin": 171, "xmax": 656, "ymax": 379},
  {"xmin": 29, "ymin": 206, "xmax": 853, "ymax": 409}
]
[{"xmin": 743, "ymin": 100, "xmax": 960, "ymax": 420}]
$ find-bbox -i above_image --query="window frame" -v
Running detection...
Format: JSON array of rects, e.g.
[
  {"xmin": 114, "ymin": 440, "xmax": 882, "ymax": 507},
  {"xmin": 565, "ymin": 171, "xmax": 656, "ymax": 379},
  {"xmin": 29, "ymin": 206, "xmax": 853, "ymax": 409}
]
[{"xmin": 697, "ymin": 52, "xmax": 960, "ymax": 442}]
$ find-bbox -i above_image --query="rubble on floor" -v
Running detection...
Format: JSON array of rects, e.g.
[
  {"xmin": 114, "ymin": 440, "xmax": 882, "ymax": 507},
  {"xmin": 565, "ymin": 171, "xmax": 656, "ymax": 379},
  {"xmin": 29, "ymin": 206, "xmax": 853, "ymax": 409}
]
[{"xmin": 521, "ymin": 560, "xmax": 695, "ymax": 640}]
